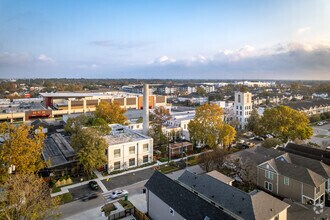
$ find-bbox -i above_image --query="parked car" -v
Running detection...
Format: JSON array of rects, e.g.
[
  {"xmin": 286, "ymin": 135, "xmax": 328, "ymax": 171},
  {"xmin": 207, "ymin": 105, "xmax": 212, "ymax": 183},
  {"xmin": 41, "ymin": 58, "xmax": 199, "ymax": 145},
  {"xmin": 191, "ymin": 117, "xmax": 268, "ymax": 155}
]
[
  {"xmin": 89, "ymin": 181, "xmax": 99, "ymax": 190},
  {"xmin": 254, "ymin": 136, "xmax": 265, "ymax": 141},
  {"xmin": 110, "ymin": 190, "xmax": 128, "ymax": 199},
  {"xmin": 81, "ymin": 192, "xmax": 98, "ymax": 201}
]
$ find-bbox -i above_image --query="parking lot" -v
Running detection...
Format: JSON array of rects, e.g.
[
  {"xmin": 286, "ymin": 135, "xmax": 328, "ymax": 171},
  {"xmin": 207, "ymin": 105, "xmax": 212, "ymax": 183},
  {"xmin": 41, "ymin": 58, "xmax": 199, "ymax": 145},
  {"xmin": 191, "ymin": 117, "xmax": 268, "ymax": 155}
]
[{"xmin": 310, "ymin": 122, "xmax": 330, "ymax": 149}]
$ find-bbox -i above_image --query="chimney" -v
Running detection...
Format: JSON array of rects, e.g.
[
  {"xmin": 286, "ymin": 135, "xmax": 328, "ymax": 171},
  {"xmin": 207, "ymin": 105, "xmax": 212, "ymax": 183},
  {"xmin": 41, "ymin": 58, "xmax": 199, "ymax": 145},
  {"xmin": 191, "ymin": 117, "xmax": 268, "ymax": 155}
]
[{"xmin": 143, "ymin": 83, "xmax": 149, "ymax": 135}]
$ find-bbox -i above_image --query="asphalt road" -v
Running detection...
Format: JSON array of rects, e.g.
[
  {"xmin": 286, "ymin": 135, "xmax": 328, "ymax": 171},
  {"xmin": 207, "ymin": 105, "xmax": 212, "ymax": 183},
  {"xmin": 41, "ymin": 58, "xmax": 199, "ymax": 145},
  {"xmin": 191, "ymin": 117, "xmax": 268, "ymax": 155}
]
[
  {"xmin": 101, "ymin": 168, "xmax": 155, "ymax": 190},
  {"xmin": 68, "ymin": 183, "xmax": 102, "ymax": 200}
]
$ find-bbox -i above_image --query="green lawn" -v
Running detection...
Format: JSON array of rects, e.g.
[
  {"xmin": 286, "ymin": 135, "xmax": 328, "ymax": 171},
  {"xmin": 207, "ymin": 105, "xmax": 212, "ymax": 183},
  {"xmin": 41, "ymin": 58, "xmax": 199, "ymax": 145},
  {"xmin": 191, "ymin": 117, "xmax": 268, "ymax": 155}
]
[
  {"xmin": 59, "ymin": 192, "xmax": 73, "ymax": 204},
  {"xmin": 315, "ymin": 134, "xmax": 330, "ymax": 138},
  {"xmin": 158, "ymin": 164, "xmax": 180, "ymax": 174}
]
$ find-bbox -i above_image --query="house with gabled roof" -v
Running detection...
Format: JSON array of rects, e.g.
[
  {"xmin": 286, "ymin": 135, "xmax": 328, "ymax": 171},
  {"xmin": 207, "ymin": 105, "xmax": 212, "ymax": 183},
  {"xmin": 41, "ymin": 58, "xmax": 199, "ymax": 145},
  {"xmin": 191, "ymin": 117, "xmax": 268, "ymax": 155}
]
[
  {"xmin": 178, "ymin": 170, "xmax": 290, "ymax": 220},
  {"xmin": 231, "ymin": 146, "xmax": 330, "ymax": 206}
]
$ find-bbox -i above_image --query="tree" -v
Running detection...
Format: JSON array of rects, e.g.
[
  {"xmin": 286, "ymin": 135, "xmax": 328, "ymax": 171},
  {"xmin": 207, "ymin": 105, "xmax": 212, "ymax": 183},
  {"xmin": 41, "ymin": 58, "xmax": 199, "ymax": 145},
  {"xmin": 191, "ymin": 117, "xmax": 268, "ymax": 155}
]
[
  {"xmin": 188, "ymin": 103, "xmax": 236, "ymax": 148},
  {"xmin": 260, "ymin": 105, "xmax": 313, "ymax": 142},
  {"xmin": 71, "ymin": 128, "xmax": 108, "ymax": 176},
  {"xmin": 149, "ymin": 106, "xmax": 171, "ymax": 147},
  {"xmin": 65, "ymin": 114, "xmax": 110, "ymax": 135},
  {"xmin": 196, "ymin": 87, "xmax": 206, "ymax": 95},
  {"xmin": 95, "ymin": 101, "xmax": 127, "ymax": 124},
  {"xmin": 0, "ymin": 123, "xmax": 45, "ymax": 183},
  {"xmin": 246, "ymin": 108, "xmax": 262, "ymax": 135},
  {"xmin": 262, "ymin": 138, "xmax": 282, "ymax": 148},
  {"xmin": 0, "ymin": 173, "xmax": 60, "ymax": 220},
  {"xmin": 198, "ymin": 148, "xmax": 228, "ymax": 172}
]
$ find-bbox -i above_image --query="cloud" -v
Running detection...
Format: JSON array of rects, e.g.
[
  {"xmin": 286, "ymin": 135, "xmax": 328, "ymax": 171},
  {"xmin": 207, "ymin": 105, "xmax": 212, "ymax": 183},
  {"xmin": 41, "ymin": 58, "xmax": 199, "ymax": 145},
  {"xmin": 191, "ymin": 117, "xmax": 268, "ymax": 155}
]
[
  {"xmin": 90, "ymin": 40, "xmax": 150, "ymax": 49},
  {"xmin": 153, "ymin": 55, "xmax": 176, "ymax": 64},
  {"xmin": 74, "ymin": 63, "xmax": 99, "ymax": 70},
  {"xmin": 37, "ymin": 54, "xmax": 54, "ymax": 63},
  {"xmin": 139, "ymin": 42, "xmax": 330, "ymax": 80},
  {"xmin": 215, "ymin": 45, "xmax": 256, "ymax": 61},
  {"xmin": 297, "ymin": 27, "xmax": 311, "ymax": 35}
]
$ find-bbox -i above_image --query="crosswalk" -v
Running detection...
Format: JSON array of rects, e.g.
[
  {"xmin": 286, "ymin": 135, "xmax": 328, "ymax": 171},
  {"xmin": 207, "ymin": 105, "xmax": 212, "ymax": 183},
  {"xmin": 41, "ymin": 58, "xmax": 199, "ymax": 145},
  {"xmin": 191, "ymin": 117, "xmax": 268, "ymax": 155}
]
[{"xmin": 102, "ymin": 191, "xmax": 115, "ymax": 202}]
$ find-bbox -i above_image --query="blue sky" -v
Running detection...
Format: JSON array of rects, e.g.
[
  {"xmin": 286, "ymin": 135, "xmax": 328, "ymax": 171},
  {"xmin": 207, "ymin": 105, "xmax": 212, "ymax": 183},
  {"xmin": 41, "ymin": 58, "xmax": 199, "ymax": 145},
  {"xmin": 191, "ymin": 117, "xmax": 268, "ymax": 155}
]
[{"xmin": 0, "ymin": 0, "xmax": 329, "ymax": 79}]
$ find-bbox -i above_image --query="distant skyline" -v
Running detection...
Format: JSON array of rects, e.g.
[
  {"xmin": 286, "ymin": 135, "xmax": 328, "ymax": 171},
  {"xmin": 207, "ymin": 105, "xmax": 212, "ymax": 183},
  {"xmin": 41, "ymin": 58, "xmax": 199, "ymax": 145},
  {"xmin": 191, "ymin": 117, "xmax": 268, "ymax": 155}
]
[{"xmin": 0, "ymin": 0, "xmax": 329, "ymax": 79}]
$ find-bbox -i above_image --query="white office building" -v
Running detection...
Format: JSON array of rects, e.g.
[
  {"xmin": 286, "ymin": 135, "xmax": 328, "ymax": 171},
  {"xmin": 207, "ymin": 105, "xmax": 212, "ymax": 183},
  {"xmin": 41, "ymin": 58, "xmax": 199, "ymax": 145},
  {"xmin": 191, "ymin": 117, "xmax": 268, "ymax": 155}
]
[
  {"xmin": 234, "ymin": 91, "xmax": 252, "ymax": 129},
  {"xmin": 103, "ymin": 124, "xmax": 153, "ymax": 173}
]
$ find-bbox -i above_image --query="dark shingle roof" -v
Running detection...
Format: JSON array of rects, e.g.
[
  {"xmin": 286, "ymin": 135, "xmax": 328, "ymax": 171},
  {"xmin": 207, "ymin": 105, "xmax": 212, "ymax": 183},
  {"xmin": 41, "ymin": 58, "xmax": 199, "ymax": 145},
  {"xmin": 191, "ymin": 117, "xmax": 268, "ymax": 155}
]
[
  {"xmin": 271, "ymin": 158, "xmax": 326, "ymax": 187},
  {"xmin": 145, "ymin": 171, "xmax": 234, "ymax": 220},
  {"xmin": 178, "ymin": 171, "xmax": 289, "ymax": 220},
  {"xmin": 286, "ymin": 99, "xmax": 330, "ymax": 110},
  {"xmin": 279, "ymin": 143, "xmax": 330, "ymax": 166}
]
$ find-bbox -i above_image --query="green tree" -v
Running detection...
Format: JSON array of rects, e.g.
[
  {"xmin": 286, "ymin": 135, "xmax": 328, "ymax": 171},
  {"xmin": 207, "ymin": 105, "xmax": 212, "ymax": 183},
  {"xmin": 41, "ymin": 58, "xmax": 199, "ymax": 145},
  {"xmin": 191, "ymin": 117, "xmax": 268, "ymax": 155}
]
[
  {"xmin": 0, "ymin": 173, "xmax": 60, "ymax": 220},
  {"xmin": 95, "ymin": 101, "xmax": 127, "ymax": 124},
  {"xmin": 261, "ymin": 105, "xmax": 313, "ymax": 142},
  {"xmin": 65, "ymin": 114, "xmax": 110, "ymax": 135},
  {"xmin": 262, "ymin": 138, "xmax": 282, "ymax": 148},
  {"xmin": 0, "ymin": 123, "xmax": 45, "ymax": 183},
  {"xmin": 71, "ymin": 128, "xmax": 108, "ymax": 176},
  {"xmin": 188, "ymin": 103, "xmax": 236, "ymax": 148},
  {"xmin": 246, "ymin": 108, "xmax": 262, "ymax": 135},
  {"xmin": 196, "ymin": 87, "xmax": 206, "ymax": 95}
]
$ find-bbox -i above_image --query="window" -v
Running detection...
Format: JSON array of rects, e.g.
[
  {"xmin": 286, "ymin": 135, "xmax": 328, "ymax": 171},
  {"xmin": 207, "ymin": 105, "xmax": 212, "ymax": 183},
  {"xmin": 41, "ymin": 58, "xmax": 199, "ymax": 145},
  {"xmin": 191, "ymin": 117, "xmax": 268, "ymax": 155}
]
[
  {"xmin": 129, "ymin": 146, "xmax": 135, "ymax": 154},
  {"xmin": 129, "ymin": 158, "xmax": 135, "ymax": 166},
  {"xmin": 143, "ymin": 144, "xmax": 149, "ymax": 152},
  {"xmin": 284, "ymin": 176, "xmax": 289, "ymax": 186},
  {"xmin": 238, "ymin": 95, "xmax": 241, "ymax": 103},
  {"xmin": 236, "ymin": 106, "xmax": 238, "ymax": 110},
  {"xmin": 114, "ymin": 161, "xmax": 121, "ymax": 170},
  {"xmin": 240, "ymin": 106, "xmax": 242, "ymax": 110},
  {"xmin": 265, "ymin": 181, "xmax": 273, "ymax": 191},
  {"xmin": 114, "ymin": 149, "xmax": 121, "ymax": 158},
  {"xmin": 316, "ymin": 186, "xmax": 320, "ymax": 194},
  {"xmin": 265, "ymin": 170, "xmax": 273, "ymax": 180},
  {"xmin": 240, "ymin": 111, "xmax": 242, "ymax": 115},
  {"xmin": 137, "ymin": 125, "xmax": 140, "ymax": 128},
  {"xmin": 143, "ymin": 155, "xmax": 148, "ymax": 163},
  {"xmin": 169, "ymin": 207, "xmax": 174, "ymax": 216}
]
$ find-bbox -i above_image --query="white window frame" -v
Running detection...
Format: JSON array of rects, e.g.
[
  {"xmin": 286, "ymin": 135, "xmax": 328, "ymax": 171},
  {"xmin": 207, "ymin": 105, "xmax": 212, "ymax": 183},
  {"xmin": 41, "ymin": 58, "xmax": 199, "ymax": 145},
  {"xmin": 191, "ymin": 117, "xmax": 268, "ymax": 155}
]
[
  {"xmin": 265, "ymin": 181, "xmax": 273, "ymax": 191},
  {"xmin": 143, "ymin": 144, "xmax": 149, "ymax": 152},
  {"xmin": 265, "ymin": 170, "xmax": 273, "ymax": 180},
  {"xmin": 114, "ymin": 149, "xmax": 121, "ymax": 158},
  {"xmin": 284, "ymin": 176, "xmax": 289, "ymax": 186},
  {"xmin": 129, "ymin": 146, "xmax": 135, "ymax": 155}
]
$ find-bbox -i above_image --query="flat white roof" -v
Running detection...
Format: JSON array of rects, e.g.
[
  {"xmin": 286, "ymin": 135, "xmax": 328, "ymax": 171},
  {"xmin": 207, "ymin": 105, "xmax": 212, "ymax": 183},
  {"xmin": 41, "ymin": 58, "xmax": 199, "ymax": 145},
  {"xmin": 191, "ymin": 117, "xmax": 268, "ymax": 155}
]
[
  {"xmin": 104, "ymin": 124, "xmax": 151, "ymax": 145},
  {"xmin": 39, "ymin": 92, "xmax": 143, "ymax": 98}
]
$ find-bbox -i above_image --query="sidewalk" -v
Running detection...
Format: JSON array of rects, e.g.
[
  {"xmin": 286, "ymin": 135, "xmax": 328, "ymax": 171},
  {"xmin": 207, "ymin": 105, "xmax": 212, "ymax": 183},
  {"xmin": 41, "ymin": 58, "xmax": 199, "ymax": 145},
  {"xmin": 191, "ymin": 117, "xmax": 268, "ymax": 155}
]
[{"xmin": 51, "ymin": 151, "xmax": 209, "ymax": 197}]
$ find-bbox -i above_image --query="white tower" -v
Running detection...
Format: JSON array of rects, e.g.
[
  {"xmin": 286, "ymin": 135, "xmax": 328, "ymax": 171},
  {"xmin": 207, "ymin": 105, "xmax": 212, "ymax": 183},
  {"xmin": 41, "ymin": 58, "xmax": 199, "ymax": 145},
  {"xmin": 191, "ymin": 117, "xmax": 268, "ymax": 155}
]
[
  {"xmin": 143, "ymin": 83, "xmax": 149, "ymax": 135},
  {"xmin": 234, "ymin": 91, "xmax": 252, "ymax": 129}
]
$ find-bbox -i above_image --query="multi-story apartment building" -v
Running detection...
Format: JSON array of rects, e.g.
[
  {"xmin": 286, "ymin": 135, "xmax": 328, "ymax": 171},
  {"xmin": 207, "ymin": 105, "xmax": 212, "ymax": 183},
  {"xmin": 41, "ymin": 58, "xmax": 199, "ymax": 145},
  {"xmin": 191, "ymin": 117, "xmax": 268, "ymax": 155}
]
[
  {"xmin": 103, "ymin": 124, "xmax": 153, "ymax": 173},
  {"xmin": 234, "ymin": 91, "xmax": 252, "ymax": 129}
]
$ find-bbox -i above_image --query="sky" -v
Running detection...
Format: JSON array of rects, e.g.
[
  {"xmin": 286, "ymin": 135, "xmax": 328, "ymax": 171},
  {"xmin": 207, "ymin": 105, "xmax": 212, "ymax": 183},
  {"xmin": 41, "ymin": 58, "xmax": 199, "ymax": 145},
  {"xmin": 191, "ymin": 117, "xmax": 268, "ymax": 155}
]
[{"xmin": 0, "ymin": 0, "xmax": 329, "ymax": 79}]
